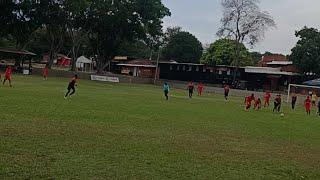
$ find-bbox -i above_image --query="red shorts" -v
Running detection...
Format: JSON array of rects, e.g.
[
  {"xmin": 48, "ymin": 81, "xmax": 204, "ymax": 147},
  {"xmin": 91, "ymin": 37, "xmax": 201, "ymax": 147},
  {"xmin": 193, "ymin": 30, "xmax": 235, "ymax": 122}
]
[
  {"xmin": 5, "ymin": 75, "xmax": 11, "ymax": 80},
  {"xmin": 246, "ymin": 103, "xmax": 251, "ymax": 110},
  {"xmin": 305, "ymin": 105, "xmax": 311, "ymax": 111}
]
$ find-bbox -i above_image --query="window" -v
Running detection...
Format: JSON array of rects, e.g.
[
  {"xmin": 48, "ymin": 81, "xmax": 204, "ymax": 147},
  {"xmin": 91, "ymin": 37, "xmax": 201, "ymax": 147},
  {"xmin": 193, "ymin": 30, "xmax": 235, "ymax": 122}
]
[
  {"xmin": 170, "ymin": 65, "xmax": 173, "ymax": 71},
  {"xmin": 196, "ymin": 66, "xmax": 199, "ymax": 72},
  {"xmin": 227, "ymin": 70, "xmax": 231, "ymax": 75},
  {"xmin": 219, "ymin": 70, "xmax": 222, "ymax": 75},
  {"xmin": 188, "ymin": 66, "xmax": 192, "ymax": 71},
  {"xmin": 177, "ymin": 65, "xmax": 180, "ymax": 71},
  {"xmin": 182, "ymin": 65, "xmax": 186, "ymax": 71}
]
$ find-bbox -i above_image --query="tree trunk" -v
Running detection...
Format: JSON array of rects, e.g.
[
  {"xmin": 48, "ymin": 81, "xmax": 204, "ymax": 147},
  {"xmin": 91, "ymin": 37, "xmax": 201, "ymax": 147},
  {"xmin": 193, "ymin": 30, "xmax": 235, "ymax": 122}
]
[
  {"xmin": 71, "ymin": 45, "xmax": 77, "ymax": 72},
  {"xmin": 232, "ymin": 41, "xmax": 241, "ymax": 86}
]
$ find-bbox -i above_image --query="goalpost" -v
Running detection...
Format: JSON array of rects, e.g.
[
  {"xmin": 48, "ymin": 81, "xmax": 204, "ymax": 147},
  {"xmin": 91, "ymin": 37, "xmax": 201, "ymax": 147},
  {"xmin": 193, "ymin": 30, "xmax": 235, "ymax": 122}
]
[{"xmin": 287, "ymin": 84, "xmax": 320, "ymax": 103}]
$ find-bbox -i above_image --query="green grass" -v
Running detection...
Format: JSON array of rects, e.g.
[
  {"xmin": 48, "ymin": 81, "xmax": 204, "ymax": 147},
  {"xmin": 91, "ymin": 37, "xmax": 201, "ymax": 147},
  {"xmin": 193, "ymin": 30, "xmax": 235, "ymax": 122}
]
[{"xmin": 1, "ymin": 75, "xmax": 320, "ymax": 179}]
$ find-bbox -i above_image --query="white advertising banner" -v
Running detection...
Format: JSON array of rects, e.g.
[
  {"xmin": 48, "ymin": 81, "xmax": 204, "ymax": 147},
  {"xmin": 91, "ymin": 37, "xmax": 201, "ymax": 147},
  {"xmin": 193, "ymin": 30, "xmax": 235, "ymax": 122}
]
[{"xmin": 90, "ymin": 75, "xmax": 120, "ymax": 83}]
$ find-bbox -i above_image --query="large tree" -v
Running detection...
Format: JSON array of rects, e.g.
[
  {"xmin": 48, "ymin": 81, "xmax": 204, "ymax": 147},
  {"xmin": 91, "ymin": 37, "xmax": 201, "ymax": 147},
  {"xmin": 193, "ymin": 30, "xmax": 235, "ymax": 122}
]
[
  {"xmin": 217, "ymin": 0, "xmax": 275, "ymax": 82},
  {"xmin": 290, "ymin": 27, "xmax": 320, "ymax": 74},
  {"xmin": 0, "ymin": 1, "xmax": 40, "ymax": 50},
  {"xmin": 84, "ymin": 0, "xmax": 170, "ymax": 73},
  {"xmin": 201, "ymin": 39, "xmax": 252, "ymax": 66},
  {"xmin": 162, "ymin": 31, "xmax": 203, "ymax": 63}
]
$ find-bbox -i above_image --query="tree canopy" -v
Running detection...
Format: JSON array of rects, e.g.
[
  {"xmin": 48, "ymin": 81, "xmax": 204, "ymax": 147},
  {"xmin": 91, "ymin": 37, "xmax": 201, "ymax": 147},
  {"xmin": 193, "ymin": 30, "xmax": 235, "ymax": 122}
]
[
  {"xmin": 201, "ymin": 39, "xmax": 252, "ymax": 66},
  {"xmin": 0, "ymin": 0, "xmax": 170, "ymax": 71},
  {"xmin": 162, "ymin": 31, "xmax": 203, "ymax": 63},
  {"xmin": 290, "ymin": 27, "xmax": 320, "ymax": 74}
]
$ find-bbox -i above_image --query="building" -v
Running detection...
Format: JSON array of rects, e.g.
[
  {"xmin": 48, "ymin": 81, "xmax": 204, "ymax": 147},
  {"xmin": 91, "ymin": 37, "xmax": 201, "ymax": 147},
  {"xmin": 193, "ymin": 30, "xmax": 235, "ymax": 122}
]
[{"xmin": 114, "ymin": 59, "xmax": 158, "ymax": 78}]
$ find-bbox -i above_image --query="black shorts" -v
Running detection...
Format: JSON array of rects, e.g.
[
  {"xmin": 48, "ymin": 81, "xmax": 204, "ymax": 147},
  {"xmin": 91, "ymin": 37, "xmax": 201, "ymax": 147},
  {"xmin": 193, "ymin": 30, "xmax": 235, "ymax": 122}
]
[
  {"xmin": 68, "ymin": 84, "xmax": 75, "ymax": 90},
  {"xmin": 224, "ymin": 92, "xmax": 229, "ymax": 97}
]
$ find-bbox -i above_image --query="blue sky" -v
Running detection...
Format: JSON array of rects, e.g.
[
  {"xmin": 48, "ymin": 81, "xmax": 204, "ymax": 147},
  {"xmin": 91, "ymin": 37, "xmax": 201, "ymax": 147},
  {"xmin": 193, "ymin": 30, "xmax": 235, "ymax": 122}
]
[{"xmin": 162, "ymin": 0, "xmax": 320, "ymax": 54}]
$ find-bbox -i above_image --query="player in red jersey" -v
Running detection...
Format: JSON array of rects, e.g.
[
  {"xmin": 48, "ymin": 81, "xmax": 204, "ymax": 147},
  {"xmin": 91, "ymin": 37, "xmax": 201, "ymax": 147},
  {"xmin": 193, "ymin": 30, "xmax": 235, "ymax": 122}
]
[
  {"xmin": 43, "ymin": 65, "xmax": 49, "ymax": 80},
  {"xmin": 245, "ymin": 94, "xmax": 255, "ymax": 111},
  {"xmin": 197, "ymin": 82, "xmax": 204, "ymax": 96},
  {"xmin": 3, "ymin": 66, "xmax": 12, "ymax": 87},
  {"xmin": 64, "ymin": 74, "xmax": 78, "ymax": 99},
  {"xmin": 254, "ymin": 98, "xmax": 262, "ymax": 110},
  {"xmin": 264, "ymin": 91, "xmax": 271, "ymax": 107},
  {"xmin": 305, "ymin": 96, "xmax": 312, "ymax": 115}
]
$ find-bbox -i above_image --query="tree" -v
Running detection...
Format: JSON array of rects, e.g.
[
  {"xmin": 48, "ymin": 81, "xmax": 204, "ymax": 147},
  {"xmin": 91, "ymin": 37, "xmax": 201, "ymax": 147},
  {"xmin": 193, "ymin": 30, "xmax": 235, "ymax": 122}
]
[
  {"xmin": 84, "ymin": 0, "xmax": 170, "ymax": 73},
  {"xmin": 201, "ymin": 39, "xmax": 252, "ymax": 66},
  {"xmin": 115, "ymin": 40, "xmax": 154, "ymax": 59},
  {"xmin": 64, "ymin": 0, "xmax": 90, "ymax": 71},
  {"xmin": 162, "ymin": 31, "xmax": 203, "ymax": 63},
  {"xmin": 0, "ymin": 1, "xmax": 40, "ymax": 50},
  {"xmin": 250, "ymin": 51, "xmax": 262, "ymax": 65},
  {"xmin": 217, "ymin": 0, "xmax": 275, "ymax": 82},
  {"xmin": 290, "ymin": 27, "xmax": 320, "ymax": 74}
]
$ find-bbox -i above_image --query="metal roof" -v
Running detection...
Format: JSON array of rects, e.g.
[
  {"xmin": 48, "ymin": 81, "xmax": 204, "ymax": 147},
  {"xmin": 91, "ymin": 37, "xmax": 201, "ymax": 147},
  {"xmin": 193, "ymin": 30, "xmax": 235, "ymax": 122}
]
[
  {"xmin": 267, "ymin": 61, "xmax": 293, "ymax": 65},
  {"xmin": 244, "ymin": 66, "xmax": 298, "ymax": 76},
  {"xmin": 117, "ymin": 64, "xmax": 157, "ymax": 68}
]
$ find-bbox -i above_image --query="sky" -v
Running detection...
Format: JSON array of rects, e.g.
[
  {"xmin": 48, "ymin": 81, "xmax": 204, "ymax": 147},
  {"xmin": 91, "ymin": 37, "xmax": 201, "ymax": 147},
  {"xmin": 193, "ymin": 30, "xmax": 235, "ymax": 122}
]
[{"xmin": 162, "ymin": 0, "xmax": 320, "ymax": 55}]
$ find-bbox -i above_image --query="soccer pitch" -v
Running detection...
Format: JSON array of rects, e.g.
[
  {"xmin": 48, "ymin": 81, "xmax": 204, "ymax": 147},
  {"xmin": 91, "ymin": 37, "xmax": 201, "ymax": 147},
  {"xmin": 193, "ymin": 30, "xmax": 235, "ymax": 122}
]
[{"xmin": 1, "ymin": 76, "xmax": 320, "ymax": 179}]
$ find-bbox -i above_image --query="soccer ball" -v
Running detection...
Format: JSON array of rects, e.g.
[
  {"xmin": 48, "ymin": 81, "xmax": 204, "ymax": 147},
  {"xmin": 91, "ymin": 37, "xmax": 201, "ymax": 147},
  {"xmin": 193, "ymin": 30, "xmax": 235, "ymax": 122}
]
[{"xmin": 280, "ymin": 113, "xmax": 285, "ymax": 117}]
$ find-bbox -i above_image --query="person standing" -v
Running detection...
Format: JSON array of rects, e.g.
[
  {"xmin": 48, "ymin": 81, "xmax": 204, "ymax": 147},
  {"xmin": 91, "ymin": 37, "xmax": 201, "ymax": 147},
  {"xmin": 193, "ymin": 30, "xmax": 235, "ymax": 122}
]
[
  {"xmin": 163, "ymin": 82, "xmax": 170, "ymax": 100},
  {"xmin": 291, "ymin": 93, "xmax": 297, "ymax": 110},
  {"xmin": 245, "ymin": 94, "xmax": 255, "ymax": 111},
  {"xmin": 273, "ymin": 95, "xmax": 282, "ymax": 113},
  {"xmin": 312, "ymin": 93, "xmax": 317, "ymax": 106},
  {"xmin": 224, "ymin": 84, "xmax": 230, "ymax": 101},
  {"xmin": 64, "ymin": 74, "xmax": 78, "ymax": 99},
  {"xmin": 305, "ymin": 96, "xmax": 312, "ymax": 115},
  {"xmin": 3, "ymin": 65, "xmax": 12, "ymax": 87},
  {"xmin": 43, "ymin": 65, "xmax": 49, "ymax": 80},
  {"xmin": 317, "ymin": 100, "xmax": 320, "ymax": 116},
  {"xmin": 187, "ymin": 82, "xmax": 194, "ymax": 98},
  {"xmin": 264, "ymin": 91, "xmax": 271, "ymax": 107},
  {"xmin": 197, "ymin": 82, "xmax": 204, "ymax": 96}
]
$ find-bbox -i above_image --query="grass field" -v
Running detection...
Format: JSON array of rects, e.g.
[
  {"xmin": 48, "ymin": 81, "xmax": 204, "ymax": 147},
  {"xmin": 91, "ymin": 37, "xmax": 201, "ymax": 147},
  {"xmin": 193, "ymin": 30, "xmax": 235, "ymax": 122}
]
[{"xmin": 1, "ymin": 75, "xmax": 320, "ymax": 179}]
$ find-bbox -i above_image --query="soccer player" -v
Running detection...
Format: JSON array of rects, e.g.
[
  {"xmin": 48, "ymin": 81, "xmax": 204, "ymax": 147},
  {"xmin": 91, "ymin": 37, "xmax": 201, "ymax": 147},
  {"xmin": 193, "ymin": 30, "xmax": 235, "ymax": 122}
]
[
  {"xmin": 224, "ymin": 84, "xmax": 230, "ymax": 101},
  {"xmin": 43, "ymin": 65, "xmax": 49, "ymax": 80},
  {"xmin": 311, "ymin": 93, "xmax": 317, "ymax": 106},
  {"xmin": 245, "ymin": 94, "xmax": 255, "ymax": 111},
  {"xmin": 305, "ymin": 96, "xmax": 312, "ymax": 115},
  {"xmin": 187, "ymin": 82, "xmax": 194, "ymax": 98},
  {"xmin": 273, "ymin": 95, "xmax": 282, "ymax": 113},
  {"xmin": 163, "ymin": 82, "xmax": 170, "ymax": 100},
  {"xmin": 197, "ymin": 82, "xmax": 204, "ymax": 96},
  {"xmin": 254, "ymin": 98, "xmax": 262, "ymax": 110},
  {"xmin": 291, "ymin": 93, "xmax": 297, "ymax": 110},
  {"xmin": 3, "ymin": 65, "xmax": 12, "ymax": 87},
  {"xmin": 317, "ymin": 100, "xmax": 320, "ymax": 116},
  {"xmin": 64, "ymin": 74, "xmax": 78, "ymax": 99},
  {"xmin": 264, "ymin": 91, "xmax": 271, "ymax": 107}
]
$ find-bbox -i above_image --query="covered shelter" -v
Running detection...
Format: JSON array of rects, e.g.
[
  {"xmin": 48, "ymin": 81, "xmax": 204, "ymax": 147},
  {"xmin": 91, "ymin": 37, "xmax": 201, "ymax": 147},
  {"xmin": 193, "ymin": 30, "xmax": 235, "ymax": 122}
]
[
  {"xmin": 0, "ymin": 48, "xmax": 36, "ymax": 74},
  {"xmin": 76, "ymin": 56, "xmax": 94, "ymax": 72},
  {"xmin": 303, "ymin": 79, "xmax": 320, "ymax": 87}
]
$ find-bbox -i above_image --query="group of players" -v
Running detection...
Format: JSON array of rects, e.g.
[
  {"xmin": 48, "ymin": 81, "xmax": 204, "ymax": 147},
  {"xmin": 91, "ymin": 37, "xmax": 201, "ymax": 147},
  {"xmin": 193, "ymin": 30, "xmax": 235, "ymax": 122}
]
[
  {"xmin": 0, "ymin": 65, "xmax": 79, "ymax": 99},
  {"xmin": 3, "ymin": 64, "xmax": 320, "ymax": 115},
  {"xmin": 163, "ymin": 82, "xmax": 320, "ymax": 116}
]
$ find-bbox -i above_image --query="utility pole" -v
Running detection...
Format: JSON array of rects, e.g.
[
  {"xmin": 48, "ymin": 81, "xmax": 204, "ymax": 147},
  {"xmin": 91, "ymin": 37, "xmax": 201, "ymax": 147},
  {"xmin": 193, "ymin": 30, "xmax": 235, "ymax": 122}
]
[{"xmin": 154, "ymin": 48, "xmax": 161, "ymax": 85}]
